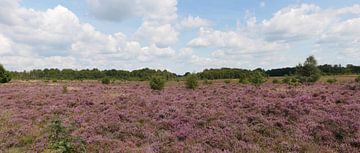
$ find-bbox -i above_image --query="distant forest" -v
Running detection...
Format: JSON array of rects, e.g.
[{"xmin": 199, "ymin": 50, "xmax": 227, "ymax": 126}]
[{"xmin": 8, "ymin": 64, "xmax": 360, "ymax": 81}]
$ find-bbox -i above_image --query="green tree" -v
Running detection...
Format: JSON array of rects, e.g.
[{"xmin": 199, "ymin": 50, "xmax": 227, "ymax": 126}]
[
  {"xmin": 185, "ymin": 74, "xmax": 198, "ymax": 89},
  {"xmin": 0, "ymin": 64, "xmax": 11, "ymax": 83},
  {"xmin": 149, "ymin": 77, "xmax": 165, "ymax": 90},
  {"xmin": 249, "ymin": 71, "xmax": 267, "ymax": 86},
  {"xmin": 295, "ymin": 56, "xmax": 321, "ymax": 83}
]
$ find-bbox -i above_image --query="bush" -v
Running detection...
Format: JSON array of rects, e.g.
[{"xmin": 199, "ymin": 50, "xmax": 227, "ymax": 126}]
[
  {"xmin": 355, "ymin": 76, "xmax": 360, "ymax": 82},
  {"xmin": 47, "ymin": 117, "xmax": 86, "ymax": 153},
  {"xmin": 295, "ymin": 56, "xmax": 321, "ymax": 83},
  {"xmin": 249, "ymin": 71, "xmax": 267, "ymax": 86},
  {"xmin": 282, "ymin": 75, "xmax": 291, "ymax": 84},
  {"xmin": 185, "ymin": 74, "xmax": 198, "ymax": 89},
  {"xmin": 101, "ymin": 77, "xmax": 111, "ymax": 84},
  {"xmin": 62, "ymin": 85, "xmax": 68, "ymax": 94},
  {"xmin": 0, "ymin": 64, "xmax": 11, "ymax": 83},
  {"xmin": 224, "ymin": 80, "xmax": 231, "ymax": 84},
  {"xmin": 327, "ymin": 78, "xmax": 337, "ymax": 84},
  {"xmin": 149, "ymin": 77, "xmax": 165, "ymax": 90},
  {"xmin": 272, "ymin": 79, "xmax": 280, "ymax": 84},
  {"xmin": 239, "ymin": 73, "xmax": 250, "ymax": 84},
  {"xmin": 203, "ymin": 79, "xmax": 213, "ymax": 85}
]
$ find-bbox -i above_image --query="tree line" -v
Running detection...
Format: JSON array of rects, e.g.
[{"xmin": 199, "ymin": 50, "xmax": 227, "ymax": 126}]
[
  {"xmin": 9, "ymin": 68, "xmax": 178, "ymax": 81},
  {"xmin": 1, "ymin": 58, "xmax": 360, "ymax": 82},
  {"xmin": 266, "ymin": 64, "xmax": 360, "ymax": 76}
]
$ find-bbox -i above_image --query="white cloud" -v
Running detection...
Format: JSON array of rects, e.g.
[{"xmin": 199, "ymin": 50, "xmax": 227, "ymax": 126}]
[
  {"xmin": 0, "ymin": 1, "xmax": 178, "ymax": 71},
  {"xmin": 135, "ymin": 21, "xmax": 179, "ymax": 47},
  {"xmin": 188, "ymin": 27, "xmax": 289, "ymax": 54},
  {"xmin": 180, "ymin": 16, "xmax": 210, "ymax": 28},
  {"xmin": 86, "ymin": 0, "xmax": 177, "ymax": 23}
]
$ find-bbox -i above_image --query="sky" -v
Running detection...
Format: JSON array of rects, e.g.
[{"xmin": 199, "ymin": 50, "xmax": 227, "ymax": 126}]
[{"xmin": 0, "ymin": 0, "xmax": 360, "ymax": 74}]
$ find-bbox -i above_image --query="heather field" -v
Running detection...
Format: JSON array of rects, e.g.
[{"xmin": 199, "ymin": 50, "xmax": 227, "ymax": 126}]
[{"xmin": 1, "ymin": 81, "xmax": 360, "ymax": 153}]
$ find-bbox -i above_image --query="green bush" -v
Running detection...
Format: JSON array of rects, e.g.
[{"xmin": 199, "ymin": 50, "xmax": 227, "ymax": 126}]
[
  {"xmin": 203, "ymin": 79, "xmax": 213, "ymax": 85},
  {"xmin": 356, "ymin": 76, "xmax": 360, "ymax": 82},
  {"xmin": 282, "ymin": 75, "xmax": 291, "ymax": 84},
  {"xmin": 327, "ymin": 78, "xmax": 337, "ymax": 84},
  {"xmin": 224, "ymin": 80, "xmax": 231, "ymax": 84},
  {"xmin": 0, "ymin": 64, "xmax": 11, "ymax": 83},
  {"xmin": 272, "ymin": 79, "xmax": 280, "ymax": 84},
  {"xmin": 249, "ymin": 71, "xmax": 267, "ymax": 86},
  {"xmin": 185, "ymin": 74, "xmax": 198, "ymax": 89},
  {"xmin": 101, "ymin": 77, "xmax": 111, "ymax": 84},
  {"xmin": 295, "ymin": 56, "xmax": 321, "ymax": 83},
  {"xmin": 239, "ymin": 73, "xmax": 250, "ymax": 84},
  {"xmin": 149, "ymin": 77, "xmax": 165, "ymax": 90},
  {"xmin": 47, "ymin": 117, "xmax": 86, "ymax": 153}
]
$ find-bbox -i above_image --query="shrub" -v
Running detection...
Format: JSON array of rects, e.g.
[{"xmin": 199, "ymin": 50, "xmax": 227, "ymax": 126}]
[
  {"xmin": 239, "ymin": 73, "xmax": 250, "ymax": 84},
  {"xmin": 0, "ymin": 64, "xmax": 11, "ymax": 83},
  {"xmin": 272, "ymin": 79, "xmax": 280, "ymax": 84},
  {"xmin": 62, "ymin": 85, "xmax": 68, "ymax": 94},
  {"xmin": 101, "ymin": 77, "xmax": 111, "ymax": 84},
  {"xmin": 185, "ymin": 74, "xmax": 198, "ymax": 89},
  {"xmin": 282, "ymin": 75, "xmax": 291, "ymax": 84},
  {"xmin": 224, "ymin": 80, "xmax": 231, "ymax": 84},
  {"xmin": 327, "ymin": 78, "xmax": 337, "ymax": 84},
  {"xmin": 47, "ymin": 117, "xmax": 86, "ymax": 153},
  {"xmin": 355, "ymin": 76, "xmax": 360, "ymax": 82},
  {"xmin": 249, "ymin": 71, "xmax": 267, "ymax": 86},
  {"xmin": 295, "ymin": 56, "xmax": 321, "ymax": 83},
  {"xmin": 149, "ymin": 77, "xmax": 165, "ymax": 90},
  {"xmin": 203, "ymin": 79, "xmax": 213, "ymax": 85}
]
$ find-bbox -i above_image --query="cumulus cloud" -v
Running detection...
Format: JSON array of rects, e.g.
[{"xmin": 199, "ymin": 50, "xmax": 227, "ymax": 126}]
[
  {"xmin": 86, "ymin": 0, "xmax": 178, "ymax": 23},
  {"xmin": 188, "ymin": 28, "xmax": 289, "ymax": 54},
  {"xmin": 0, "ymin": 0, "xmax": 177, "ymax": 71},
  {"xmin": 180, "ymin": 16, "xmax": 210, "ymax": 28}
]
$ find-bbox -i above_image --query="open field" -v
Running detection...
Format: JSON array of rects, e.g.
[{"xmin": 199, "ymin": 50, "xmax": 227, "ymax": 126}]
[{"xmin": 1, "ymin": 81, "xmax": 360, "ymax": 152}]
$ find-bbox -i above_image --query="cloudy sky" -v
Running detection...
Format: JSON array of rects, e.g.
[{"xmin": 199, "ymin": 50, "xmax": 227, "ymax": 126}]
[{"xmin": 0, "ymin": 0, "xmax": 359, "ymax": 74}]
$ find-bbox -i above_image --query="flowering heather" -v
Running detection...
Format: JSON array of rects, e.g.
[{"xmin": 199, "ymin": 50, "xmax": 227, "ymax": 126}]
[{"xmin": 0, "ymin": 81, "xmax": 360, "ymax": 152}]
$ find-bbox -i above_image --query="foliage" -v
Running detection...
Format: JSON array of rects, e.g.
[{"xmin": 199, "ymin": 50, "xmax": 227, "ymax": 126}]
[
  {"xmin": 224, "ymin": 80, "xmax": 231, "ymax": 84},
  {"xmin": 203, "ymin": 79, "xmax": 213, "ymax": 85},
  {"xmin": 149, "ymin": 77, "xmax": 165, "ymax": 90},
  {"xmin": 238, "ymin": 73, "xmax": 250, "ymax": 84},
  {"xmin": 0, "ymin": 64, "xmax": 11, "ymax": 83},
  {"xmin": 101, "ymin": 77, "xmax": 111, "ymax": 85},
  {"xmin": 356, "ymin": 76, "xmax": 360, "ymax": 82},
  {"xmin": 327, "ymin": 78, "xmax": 337, "ymax": 84},
  {"xmin": 47, "ymin": 117, "xmax": 86, "ymax": 153},
  {"xmin": 10, "ymin": 68, "xmax": 177, "ymax": 81},
  {"xmin": 62, "ymin": 85, "xmax": 68, "ymax": 94},
  {"xmin": 249, "ymin": 71, "xmax": 267, "ymax": 86},
  {"xmin": 295, "ymin": 56, "xmax": 321, "ymax": 83},
  {"xmin": 2, "ymin": 81, "xmax": 360, "ymax": 152},
  {"xmin": 185, "ymin": 74, "xmax": 198, "ymax": 89},
  {"xmin": 272, "ymin": 79, "xmax": 280, "ymax": 84}
]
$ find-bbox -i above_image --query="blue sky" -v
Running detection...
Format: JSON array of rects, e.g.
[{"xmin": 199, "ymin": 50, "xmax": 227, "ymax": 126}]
[{"xmin": 1, "ymin": 0, "xmax": 359, "ymax": 74}]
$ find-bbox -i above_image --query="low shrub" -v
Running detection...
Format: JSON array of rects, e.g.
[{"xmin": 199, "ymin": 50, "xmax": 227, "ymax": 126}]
[
  {"xmin": 149, "ymin": 77, "xmax": 165, "ymax": 90},
  {"xmin": 355, "ymin": 76, "xmax": 360, "ymax": 82},
  {"xmin": 185, "ymin": 74, "xmax": 198, "ymax": 89},
  {"xmin": 272, "ymin": 79, "xmax": 280, "ymax": 84},
  {"xmin": 47, "ymin": 117, "xmax": 86, "ymax": 153},
  {"xmin": 327, "ymin": 78, "xmax": 337, "ymax": 84},
  {"xmin": 249, "ymin": 71, "xmax": 267, "ymax": 86},
  {"xmin": 239, "ymin": 74, "xmax": 249, "ymax": 84},
  {"xmin": 101, "ymin": 77, "xmax": 111, "ymax": 84},
  {"xmin": 203, "ymin": 79, "xmax": 213, "ymax": 85},
  {"xmin": 62, "ymin": 85, "xmax": 68, "ymax": 94},
  {"xmin": 224, "ymin": 80, "xmax": 231, "ymax": 84}
]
